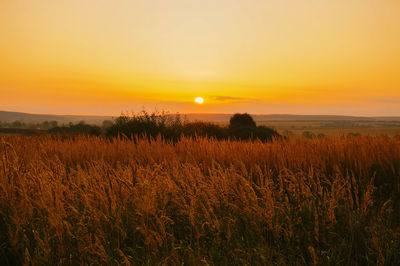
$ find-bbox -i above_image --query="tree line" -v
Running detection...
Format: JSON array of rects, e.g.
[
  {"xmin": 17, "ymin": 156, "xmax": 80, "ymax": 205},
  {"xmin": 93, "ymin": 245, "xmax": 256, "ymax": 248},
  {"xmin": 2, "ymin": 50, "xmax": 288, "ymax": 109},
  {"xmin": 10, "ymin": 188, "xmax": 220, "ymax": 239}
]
[{"xmin": 0, "ymin": 120, "xmax": 59, "ymax": 130}]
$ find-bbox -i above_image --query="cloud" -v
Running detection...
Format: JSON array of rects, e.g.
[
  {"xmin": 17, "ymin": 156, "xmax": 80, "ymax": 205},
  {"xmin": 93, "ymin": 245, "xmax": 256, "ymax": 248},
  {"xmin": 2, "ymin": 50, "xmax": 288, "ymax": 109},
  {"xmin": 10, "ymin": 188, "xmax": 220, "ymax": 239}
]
[{"xmin": 213, "ymin": 96, "xmax": 261, "ymax": 104}]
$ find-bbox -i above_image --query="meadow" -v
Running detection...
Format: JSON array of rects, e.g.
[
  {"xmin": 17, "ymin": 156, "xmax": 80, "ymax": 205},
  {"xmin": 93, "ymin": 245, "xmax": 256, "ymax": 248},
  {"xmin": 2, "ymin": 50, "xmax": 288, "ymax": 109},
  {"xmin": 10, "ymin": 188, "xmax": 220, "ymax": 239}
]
[{"xmin": 0, "ymin": 135, "xmax": 399, "ymax": 265}]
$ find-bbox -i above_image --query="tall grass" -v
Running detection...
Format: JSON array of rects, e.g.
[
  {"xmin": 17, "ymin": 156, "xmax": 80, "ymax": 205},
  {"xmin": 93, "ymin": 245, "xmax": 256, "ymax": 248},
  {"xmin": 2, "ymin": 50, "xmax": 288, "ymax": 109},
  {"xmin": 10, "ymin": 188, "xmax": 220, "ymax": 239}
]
[{"xmin": 0, "ymin": 135, "xmax": 399, "ymax": 265}]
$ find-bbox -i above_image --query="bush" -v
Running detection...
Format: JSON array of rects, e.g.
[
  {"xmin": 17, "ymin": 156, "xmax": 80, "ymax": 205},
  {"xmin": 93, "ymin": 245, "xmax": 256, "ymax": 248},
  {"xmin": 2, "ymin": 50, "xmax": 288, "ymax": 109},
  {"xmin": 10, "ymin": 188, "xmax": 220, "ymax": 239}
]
[
  {"xmin": 254, "ymin": 125, "xmax": 280, "ymax": 141},
  {"xmin": 182, "ymin": 122, "xmax": 228, "ymax": 140},
  {"xmin": 229, "ymin": 113, "xmax": 279, "ymax": 141},
  {"xmin": 106, "ymin": 111, "xmax": 179, "ymax": 140},
  {"xmin": 229, "ymin": 113, "xmax": 256, "ymax": 129}
]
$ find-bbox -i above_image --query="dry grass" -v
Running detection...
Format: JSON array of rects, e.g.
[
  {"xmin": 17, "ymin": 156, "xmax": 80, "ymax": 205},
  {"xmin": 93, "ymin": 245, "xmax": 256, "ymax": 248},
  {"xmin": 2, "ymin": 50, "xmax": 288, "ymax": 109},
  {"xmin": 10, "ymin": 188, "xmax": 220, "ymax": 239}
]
[{"xmin": 0, "ymin": 135, "xmax": 399, "ymax": 265}]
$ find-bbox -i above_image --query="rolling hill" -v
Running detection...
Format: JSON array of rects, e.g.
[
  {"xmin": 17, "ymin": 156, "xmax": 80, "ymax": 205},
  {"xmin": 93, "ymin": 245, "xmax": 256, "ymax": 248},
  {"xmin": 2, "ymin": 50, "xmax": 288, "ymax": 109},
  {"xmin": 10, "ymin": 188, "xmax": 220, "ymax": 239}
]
[{"xmin": 0, "ymin": 111, "xmax": 113, "ymax": 125}]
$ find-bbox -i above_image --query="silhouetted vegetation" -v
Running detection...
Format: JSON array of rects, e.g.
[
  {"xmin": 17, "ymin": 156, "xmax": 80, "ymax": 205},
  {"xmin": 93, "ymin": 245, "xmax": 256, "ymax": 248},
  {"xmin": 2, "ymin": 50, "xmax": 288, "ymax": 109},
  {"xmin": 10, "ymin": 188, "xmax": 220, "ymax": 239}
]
[
  {"xmin": 48, "ymin": 122, "xmax": 102, "ymax": 136},
  {"xmin": 106, "ymin": 111, "xmax": 279, "ymax": 141},
  {"xmin": 229, "ymin": 113, "xmax": 256, "ymax": 128},
  {"xmin": 2, "ymin": 114, "xmax": 399, "ymax": 137},
  {"xmin": 182, "ymin": 121, "xmax": 228, "ymax": 140},
  {"xmin": 228, "ymin": 113, "xmax": 257, "ymax": 140},
  {"xmin": 0, "ymin": 128, "xmax": 45, "ymax": 136},
  {"xmin": 0, "ymin": 112, "xmax": 279, "ymax": 140},
  {"xmin": 0, "ymin": 120, "xmax": 59, "ymax": 130},
  {"xmin": 228, "ymin": 113, "xmax": 280, "ymax": 141}
]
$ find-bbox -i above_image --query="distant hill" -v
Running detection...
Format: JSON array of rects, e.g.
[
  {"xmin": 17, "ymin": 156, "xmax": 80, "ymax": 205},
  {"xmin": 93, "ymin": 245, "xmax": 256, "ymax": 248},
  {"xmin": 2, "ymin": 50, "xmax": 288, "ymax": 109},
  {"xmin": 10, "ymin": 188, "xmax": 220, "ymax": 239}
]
[
  {"xmin": 0, "ymin": 110, "xmax": 113, "ymax": 125},
  {"xmin": 1, "ymin": 110, "xmax": 400, "ymax": 125}
]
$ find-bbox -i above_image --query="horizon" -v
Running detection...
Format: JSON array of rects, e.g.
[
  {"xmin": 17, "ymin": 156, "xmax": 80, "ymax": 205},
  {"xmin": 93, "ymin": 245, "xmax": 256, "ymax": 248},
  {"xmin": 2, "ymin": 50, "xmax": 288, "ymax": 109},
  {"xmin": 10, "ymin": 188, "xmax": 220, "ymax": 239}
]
[
  {"xmin": 1, "ymin": 109, "xmax": 400, "ymax": 119},
  {"xmin": 1, "ymin": 0, "xmax": 400, "ymax": 116}
]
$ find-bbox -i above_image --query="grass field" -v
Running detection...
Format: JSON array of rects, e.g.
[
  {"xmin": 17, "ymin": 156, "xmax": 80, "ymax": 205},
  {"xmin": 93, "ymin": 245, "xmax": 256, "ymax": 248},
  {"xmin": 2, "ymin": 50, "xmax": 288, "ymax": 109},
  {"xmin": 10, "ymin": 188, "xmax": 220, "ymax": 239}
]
[{"xmin": 1, "ymin": 135, "xmax": 399, "ymax": 265}]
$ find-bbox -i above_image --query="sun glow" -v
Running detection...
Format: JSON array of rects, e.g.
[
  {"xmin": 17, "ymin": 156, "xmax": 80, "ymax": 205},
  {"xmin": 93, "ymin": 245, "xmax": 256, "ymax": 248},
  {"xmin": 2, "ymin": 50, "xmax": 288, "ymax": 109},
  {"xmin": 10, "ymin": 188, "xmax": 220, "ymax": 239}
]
[
  {"xmin": 1, "ymin": 1, "xmax": 400, "ymax": 115},
  {"xmin": 195, "ymin": 97, "xmax": 204, "ymax": 104}
]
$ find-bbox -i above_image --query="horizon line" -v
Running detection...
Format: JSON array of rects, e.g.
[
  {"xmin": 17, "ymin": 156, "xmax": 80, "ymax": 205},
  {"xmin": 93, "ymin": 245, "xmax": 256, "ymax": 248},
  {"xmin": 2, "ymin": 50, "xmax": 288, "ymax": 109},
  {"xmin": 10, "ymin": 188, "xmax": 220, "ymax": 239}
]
[{"xmin": 1, "ymin": 109, "xmax": 400, "ymax": 119}]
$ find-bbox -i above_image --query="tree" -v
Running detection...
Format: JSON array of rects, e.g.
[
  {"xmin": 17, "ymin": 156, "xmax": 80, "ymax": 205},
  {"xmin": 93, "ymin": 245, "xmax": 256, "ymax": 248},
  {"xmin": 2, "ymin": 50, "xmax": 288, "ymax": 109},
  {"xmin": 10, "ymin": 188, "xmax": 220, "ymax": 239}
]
[
  {"xmin": 229, "ymin": 113, "xmax": 256, "ymax": 129},
  {"xmin": 228, "ymin": 113, "xmax": 255, "ymax": 140},
  {"xmin": 254, "ymin": 125, "xmax": 280, "ymax": 141},
  {"xmin": 228, "ymin": 113, "xmax": 279, "ymax": 141}
]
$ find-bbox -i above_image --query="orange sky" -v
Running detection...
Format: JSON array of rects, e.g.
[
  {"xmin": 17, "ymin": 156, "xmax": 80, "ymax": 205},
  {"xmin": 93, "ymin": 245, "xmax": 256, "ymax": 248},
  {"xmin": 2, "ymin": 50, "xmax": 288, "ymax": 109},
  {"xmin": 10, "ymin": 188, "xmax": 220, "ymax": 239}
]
[{"xmin": 1, "ymin": 0, "xmax": 400, "ymax": 116}]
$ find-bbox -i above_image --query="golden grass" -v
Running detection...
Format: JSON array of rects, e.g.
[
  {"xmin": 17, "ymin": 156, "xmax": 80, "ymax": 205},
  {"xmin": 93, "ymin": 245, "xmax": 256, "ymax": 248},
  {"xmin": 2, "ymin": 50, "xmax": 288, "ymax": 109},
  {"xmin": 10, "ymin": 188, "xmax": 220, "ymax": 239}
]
[{"xmin": 0, "ymin": 135, "xmax": 399, "ymax": 265}]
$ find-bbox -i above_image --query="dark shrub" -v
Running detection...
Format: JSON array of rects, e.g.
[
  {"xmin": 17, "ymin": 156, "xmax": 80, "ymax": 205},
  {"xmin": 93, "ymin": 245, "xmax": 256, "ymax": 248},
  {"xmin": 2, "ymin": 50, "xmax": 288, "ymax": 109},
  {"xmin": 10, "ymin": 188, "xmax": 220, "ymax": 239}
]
[
  {"xmin": 229, "ymin": 113, "xmax": 257, "ymax": 140},
  {"xmin": 106, "ymin": 111, "xmax": 279, "ymax": 142},
  {"xmin": 254, "ymin": 125, "xmax": 280, "ymax": 141},
  {"xmin": 183, "ymin": 122, "xmax": 228, "ymax": 140},
  {"xmin": 229, "ymin": 113, "xmax": 279, "ymax": 141},
  {"xmin": 229, "ymin": 113, "xmax": 256, "ymax": 129},
  {"xmin": 106, "ymin": 111, "xmax": 177, "ymax": 140},
  {"xmin": 229, "ymin": 125, "xmax": 254, "ymax": 140},
  {"xmin": 107, "ymin": 112, "xmax": 229, "ymax": 141}
]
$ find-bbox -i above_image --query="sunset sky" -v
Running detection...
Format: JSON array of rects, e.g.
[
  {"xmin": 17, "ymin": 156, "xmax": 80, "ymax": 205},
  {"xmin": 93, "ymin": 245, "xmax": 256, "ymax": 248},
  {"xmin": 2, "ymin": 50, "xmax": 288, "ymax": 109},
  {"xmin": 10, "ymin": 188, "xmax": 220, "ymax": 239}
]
[{"xmin": 1, "ymin": 0, "xmax": 400, "ymax": 116}]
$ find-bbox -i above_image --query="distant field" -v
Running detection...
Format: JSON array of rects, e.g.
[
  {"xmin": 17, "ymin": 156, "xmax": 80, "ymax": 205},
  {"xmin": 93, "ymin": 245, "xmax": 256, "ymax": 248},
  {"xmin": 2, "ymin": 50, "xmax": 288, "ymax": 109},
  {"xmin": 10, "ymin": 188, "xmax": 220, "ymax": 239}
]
[
  {"xmin": 1, "ymin": 135, "xmax": 399, "ymax": 265},
  {"xmin": 2, "ymin": 119, "xmax": 400, "ymax": 137},
  {"xmin": 284, "ymin": 127, "xmax": 400, "ymax": 137},
  {"xmin": 211, "ymin": 120, "xmax": 400, "ymax": 137},
  {"xmin": 257, "ymin": 121, "xmax": 400, "ymax": 136}
]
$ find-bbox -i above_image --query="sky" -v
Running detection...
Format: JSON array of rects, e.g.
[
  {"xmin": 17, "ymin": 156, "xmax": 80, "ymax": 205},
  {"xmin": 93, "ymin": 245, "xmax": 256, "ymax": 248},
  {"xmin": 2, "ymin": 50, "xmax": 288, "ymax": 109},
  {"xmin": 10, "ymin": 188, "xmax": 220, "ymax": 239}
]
[{"xmin": 1, "ymin": 0, "xmax": 400, "ymax": 116}]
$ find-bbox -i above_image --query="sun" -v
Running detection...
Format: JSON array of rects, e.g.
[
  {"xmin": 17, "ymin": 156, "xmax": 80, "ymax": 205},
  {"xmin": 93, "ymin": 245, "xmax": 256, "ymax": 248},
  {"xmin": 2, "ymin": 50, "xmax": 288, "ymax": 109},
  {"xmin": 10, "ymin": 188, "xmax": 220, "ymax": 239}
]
[{"xmin": 195, "ymin": 97, "xmax": 204, "ymax": 104}]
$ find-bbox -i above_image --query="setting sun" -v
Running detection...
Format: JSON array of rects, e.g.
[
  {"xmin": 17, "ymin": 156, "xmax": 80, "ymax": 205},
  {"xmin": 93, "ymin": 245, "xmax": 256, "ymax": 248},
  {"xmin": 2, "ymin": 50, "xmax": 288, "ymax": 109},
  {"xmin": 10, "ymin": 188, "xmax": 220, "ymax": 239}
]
[
  {"xmin": 195, "ymin": 97, "xmax": 204, "ymax": 105},
  {"xmin": 1, "ymin": 0, "xmax": 400, "ymax": 115}
]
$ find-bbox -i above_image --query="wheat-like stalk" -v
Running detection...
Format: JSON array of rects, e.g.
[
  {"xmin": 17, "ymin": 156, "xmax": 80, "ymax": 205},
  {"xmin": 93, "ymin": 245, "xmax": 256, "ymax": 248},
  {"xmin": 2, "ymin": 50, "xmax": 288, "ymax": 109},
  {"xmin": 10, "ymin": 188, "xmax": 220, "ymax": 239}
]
[{"xmin": 0, "ymin": 135, "xmax": 399, "ymax": 265}]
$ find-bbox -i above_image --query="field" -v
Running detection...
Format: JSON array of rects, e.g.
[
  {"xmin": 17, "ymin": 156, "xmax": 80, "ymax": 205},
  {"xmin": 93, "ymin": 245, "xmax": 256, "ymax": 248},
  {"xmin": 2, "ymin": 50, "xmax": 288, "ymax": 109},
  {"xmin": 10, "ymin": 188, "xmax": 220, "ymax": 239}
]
[
  {"xmin": 257, "ymin": 121, "xmax": 400, "ymax": 137},
  {"xmin": 206, "ymin": 120, "xmax": 400, "ymax": 137},
  {"xmin": 1, "ymin": 135, "xmax": 399, "ymax": 265}
]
